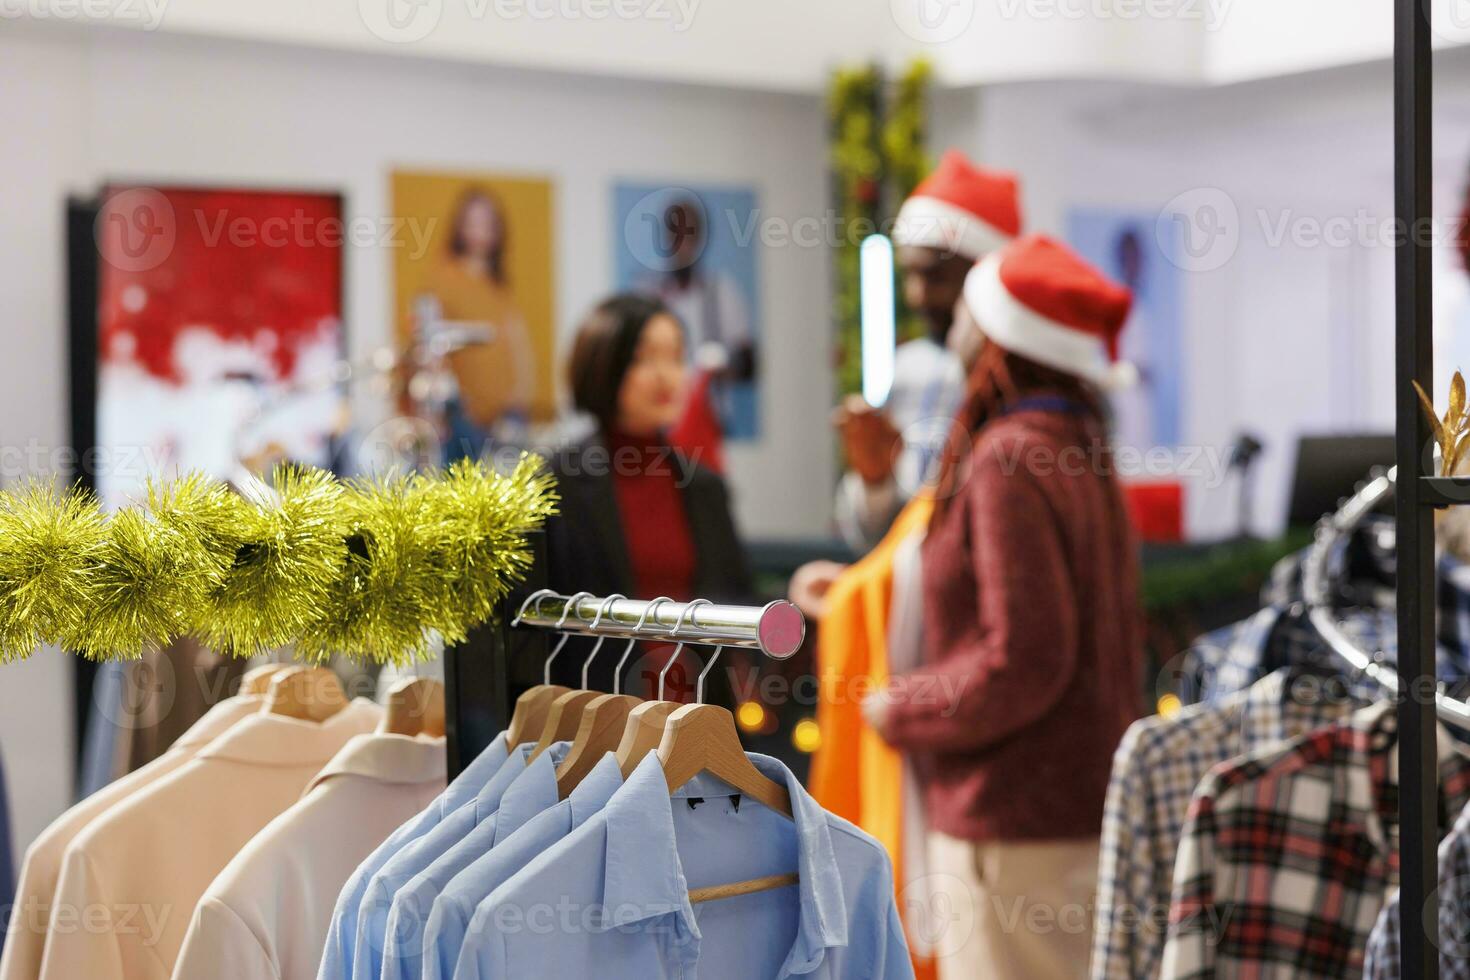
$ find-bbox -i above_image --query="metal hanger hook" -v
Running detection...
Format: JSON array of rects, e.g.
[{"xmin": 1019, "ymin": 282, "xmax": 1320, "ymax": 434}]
[
  {"xmin": 613, "ymin": 596, "xmax": 672, "ymax": 696},
  {"xmin": 658, "ymin": 598, "xmax": 711, "ymax": 701},
  {"xmin": 579, "ymin": 594, "xmax": 627, "ymax": 690},
  {"xmin": 696, "ymin": 643, "xmax": 725, "ymax": 705},
  {"xmin": 511, "ymin": 588, "xmax": 558, "ymax": 628},
  {"xmin": 543, "ymin": 591, "xmax": 595, "ymax": 686}
]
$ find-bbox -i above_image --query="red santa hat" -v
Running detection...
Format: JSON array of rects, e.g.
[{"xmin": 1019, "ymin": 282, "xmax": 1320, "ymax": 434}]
[
  {"xmin": 892, "ymin": 150, "xmax": 1022, "ymax": 260},
  {"xmin": 964, "ymin": 233, "xmax": 1137, "ymax": 389}
]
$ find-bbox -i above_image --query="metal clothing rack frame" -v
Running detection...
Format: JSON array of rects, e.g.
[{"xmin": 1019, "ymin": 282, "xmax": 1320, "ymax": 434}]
[{"xmin": 1396, "ymin": 0, "xmax": 1465, "ymax": 973}]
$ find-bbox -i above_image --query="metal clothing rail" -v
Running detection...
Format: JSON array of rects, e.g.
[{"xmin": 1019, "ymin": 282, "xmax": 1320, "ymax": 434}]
[
  {"xmin": 510, "ymin": 590, "xmax": 806, "ymax": 661},
  {"xmin": 1299, "ymin": 467, "xmax": 1470, "ymax": 731}
]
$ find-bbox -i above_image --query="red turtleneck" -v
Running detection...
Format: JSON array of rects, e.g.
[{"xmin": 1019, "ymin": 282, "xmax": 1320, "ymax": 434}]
[{"xmin": 608, "ymin": 428, "xmax": 697, "ymax": 601}]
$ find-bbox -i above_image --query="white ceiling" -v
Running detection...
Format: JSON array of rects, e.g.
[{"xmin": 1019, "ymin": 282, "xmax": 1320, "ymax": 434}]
[{"xmin": 6, "ymin": 0, "xmax": 1462, "ymax": 93}]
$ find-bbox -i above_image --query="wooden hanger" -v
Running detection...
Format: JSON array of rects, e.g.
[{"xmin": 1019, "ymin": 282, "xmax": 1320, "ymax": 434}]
[
  {"xmin": 505, "ymin": 589, "xmax": 590, "ymax": 747},
  {"xmin": 240, "ymin": 664, "xmax": 288, "ymax": 696},
  {"xmin": 615, "ymin": 700, "xmax": 681, "ymax": 777},
  {"xmin": 506, "ymin": 685, "xmax": 571, "ymax": 746},
  {"xmin": 379, "ymin": 677, "xmax": 446, "ymax": 737},
  {"xmin": 611, "ymin": 597, "xmax": 689, "ymax": 777},
  {"xmin": 555, "ymin": 693, "xmax": 642, "ymax": 796},
  {"xmin": 656, "ymin": 641, "xmax": 796, "ymax": 903},
  {"xmin": 529, "ymin": 594, "xmax": 625, "ymax": 762},
  {"xmin": 264, "ymin": 666, "xmax": 348, "ymax": 723},
  {"xmin": 658, "ymin": 700, "xmax": 792, "ymax": 818},
  {"xmin": 554, "ymin": 597, "xmax": 660, "ymax": 794}
]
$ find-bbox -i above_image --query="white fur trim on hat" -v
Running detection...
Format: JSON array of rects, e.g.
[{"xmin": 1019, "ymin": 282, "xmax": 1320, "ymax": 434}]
[
  {"xmin": 965, "ymin": 253, "xmax": 1137, "ymax": 390},
  {"xmin": 892, "ymin": 196, "xmax": 1012, "ymax": 260}
]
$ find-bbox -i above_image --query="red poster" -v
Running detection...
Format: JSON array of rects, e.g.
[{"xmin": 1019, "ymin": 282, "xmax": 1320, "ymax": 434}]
[{"xmin": 94, "ymin": 186, "xmax": 345, "ymax": 508}]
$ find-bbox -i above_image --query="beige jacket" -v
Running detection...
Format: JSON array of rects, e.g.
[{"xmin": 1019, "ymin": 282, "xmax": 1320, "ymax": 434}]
[
  {"xmin": 171, "ymin": 733, "xmax": 447, "ymax": 980},
  {"xmin": 0, "ymin": 695, "xmax": 263, "ymax": 980},
  {"xmin": 37, "ymin": 700, "xmax": 381, "ymax": 980}
]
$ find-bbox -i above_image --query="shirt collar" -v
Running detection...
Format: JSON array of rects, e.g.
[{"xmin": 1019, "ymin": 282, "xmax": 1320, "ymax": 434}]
[
  {"xmin": 567, "ymin": 753, "xmax": 623, "ymax": 828},
  {"xmin": 1337, "ymin": 701, "xmax": 1470, "ymax": 856},
  {"xmin": 601, "ymin": 752, "xmax": 849, "ymax": 975},
  {"xmin": 194, "ymin": 698, "xmax": 381, "ymax": 766},
  {"xmin": 443, "ymin": 733, "xmax": 510, "ymax": 815},
  {"xmin": 491, "ymin": 743, "xmax": 570, "ymax": 843},
  {"xmin": 173, "ymin": 695, "xmax": 264, "ymax": 751},
  {"xmin": 468, "ymin": 741, "xmax": 548, "ymax": 822},
  {"xmin": 304, "ymin": 733, "xmax": 446, "ymax": 796}
]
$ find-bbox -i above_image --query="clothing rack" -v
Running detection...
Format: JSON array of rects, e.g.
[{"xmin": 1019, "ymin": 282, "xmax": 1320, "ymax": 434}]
[
  {"xmin": 1300, "ymin": 467, "xmax": 1470, "ymax": 731},
  {"xmin": 510, "ymin": 592, "xmax": 807, "ymax": 660},
  {"xmin": 438, "ymin": 552, "xmax": 807, "ymax": 779}
]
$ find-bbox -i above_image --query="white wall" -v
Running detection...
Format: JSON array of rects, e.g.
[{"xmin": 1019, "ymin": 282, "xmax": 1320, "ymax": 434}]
[
  {"xmin": 0, "ymin": 28, "xmax": 88, "ymax": 869},
  {"xmin": 0, "ymin": 22, "xmax": 835, "ymax": 853}
]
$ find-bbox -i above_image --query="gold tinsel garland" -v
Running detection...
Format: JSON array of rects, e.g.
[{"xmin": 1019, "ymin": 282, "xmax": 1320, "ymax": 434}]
[{"xmin": 0, "ymin": 455, "xmax": 558, "ymax": 666}]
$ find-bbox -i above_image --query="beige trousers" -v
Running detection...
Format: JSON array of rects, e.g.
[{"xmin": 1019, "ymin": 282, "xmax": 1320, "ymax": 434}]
[{"xmin": 920, "ymin": 832, "xmax": 1099, "ymax": 980}]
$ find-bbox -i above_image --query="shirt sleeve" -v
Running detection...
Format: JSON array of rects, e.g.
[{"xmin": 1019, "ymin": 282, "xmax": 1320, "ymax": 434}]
[
  {"xmin": 172, "ymin": 897, "xmax": 276, "ymax": 980},
  {"xmin": 881, "ymin": 450, "xmax": 1079, "ymax": 753},
  {"xmin": 1363, "ymin": 891, "xmax": 1401, "ymax": 980},
  {"xmin": 834, "ymin": 472, "xmax": 906, "ymax": 554},
  {"xmin": 38, "ymin": 851, "xmax": 130, "ymax": 980},
  {"xmin": 1160, "ymin": 778, "xmax": 1224, "ymax": 980},
  {"xmin": 451, "ymin": 904, "xmax": 508, "ymax": 980},
  {"xmin": 1091, "ymin": 729, "xmax": 1154, "ymax": 980},
  {"xmin": 874, "ymin": 870, "xmax": 917, "ymax": 980}
]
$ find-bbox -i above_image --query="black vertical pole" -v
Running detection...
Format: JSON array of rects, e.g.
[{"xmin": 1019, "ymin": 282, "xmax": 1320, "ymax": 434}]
[
  {"xmin": 1395, "ymin": 0, "xmax": 1438, "ymax": 974},
  {"xmin": 441, "ymin": 532, "xmax": 547, "ymax": 780}
]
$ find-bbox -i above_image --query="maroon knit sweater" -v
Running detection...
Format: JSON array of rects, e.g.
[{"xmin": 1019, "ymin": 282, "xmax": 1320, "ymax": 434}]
[{"xmin": 884, "ymin": 406, "xmax": 1144, "ymax": 841}]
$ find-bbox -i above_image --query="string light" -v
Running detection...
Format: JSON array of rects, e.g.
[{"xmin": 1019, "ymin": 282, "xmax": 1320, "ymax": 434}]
[
  {"xmin": 792, "ymin": 717, "xmax": 822, "ymax": 754},
  {"xmin": 736, "ymin": 701, "xmax": 768, "ymax": 733}
]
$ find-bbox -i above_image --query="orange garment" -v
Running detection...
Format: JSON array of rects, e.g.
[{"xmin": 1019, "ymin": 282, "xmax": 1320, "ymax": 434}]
[{"xmin": 809, "ymin": 497, "xmax": 936, "ymax": 980}]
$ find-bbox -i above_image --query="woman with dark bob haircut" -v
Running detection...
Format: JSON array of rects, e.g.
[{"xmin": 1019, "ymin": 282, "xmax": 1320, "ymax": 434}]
[{"xmin": 541, "ymin": 294, "xmax": 752, "ymax": 695}]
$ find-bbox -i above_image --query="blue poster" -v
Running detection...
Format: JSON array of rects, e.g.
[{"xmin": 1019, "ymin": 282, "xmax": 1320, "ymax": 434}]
[
  {"xmin": 612, "ymin": 182, "xmax": 761, "ymax": 440},
  {"xmin": 1067, "ymin": 208, "xmax": 1185, "ymax": 450}
]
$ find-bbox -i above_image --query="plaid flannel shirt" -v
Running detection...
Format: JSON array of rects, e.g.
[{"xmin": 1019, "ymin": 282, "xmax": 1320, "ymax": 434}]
[
  {"xmin": 1364, "ymin": 795, "xmax": 1470, "ymax": 979},
  {"xmin": 1091, "ymin": 669, "xmax": 1358, "ymax": 980},
  {"xmin": 1180, "ymin": 606, "xmax": 1470, "ymax": 707},
  {"xmin": 1161, "ymin": 701, "xmax": 1470, "ymax": 979}
]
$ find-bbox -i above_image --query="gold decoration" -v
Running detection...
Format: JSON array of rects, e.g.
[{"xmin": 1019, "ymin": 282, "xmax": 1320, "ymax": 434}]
[{"xmin": 1414, "ymin": 371, "xmax": 1470, "ymax": 475}]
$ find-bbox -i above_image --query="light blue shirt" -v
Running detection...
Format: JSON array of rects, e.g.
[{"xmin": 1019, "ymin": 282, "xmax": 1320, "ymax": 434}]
[
  {"xmin": 454, "ymin": 752, "xmax": 914, "ymax": 980},
  {"xmin": 319, "ymin": 734, "xmax": 510, "ymax": 980},
  {"xmin": 380, "ymin": 743, "xmax": 571, "ymax": 980},
  {"xmin": 351, "ymin": 741, "xmax": 549, "ymax": 980},
  {"xmin": 420, "ymin": 753, "xmax": 624, "ymax": 980}
]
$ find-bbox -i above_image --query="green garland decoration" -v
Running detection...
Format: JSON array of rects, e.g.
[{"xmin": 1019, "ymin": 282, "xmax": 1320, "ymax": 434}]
[
  {"xmin": 0, "ymin": 455, "xmax": 557, "ymax": 666},
  {"xmin": 828, "ymin": 58, "xmax": 934, "ymax": 397},
  {"xmin": 829, "ymin": 63, "xmax": 885, "ymax": 398},
  {"xmin": 882, "ymin": 58, "xmax": 933, "ymax": 343}
]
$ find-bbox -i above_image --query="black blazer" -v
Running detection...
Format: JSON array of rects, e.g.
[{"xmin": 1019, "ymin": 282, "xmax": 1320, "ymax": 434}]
[
  {"xmin": 543, "ymin": 435, "xmax": 753, "ymax": 604},
  {"xmin": 538, "ymin": 435, "xmax": 754, "ymax": 700}
]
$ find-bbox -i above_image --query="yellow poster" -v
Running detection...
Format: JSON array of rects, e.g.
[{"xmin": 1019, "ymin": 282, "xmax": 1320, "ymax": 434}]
[{"xmin": 391, "ymin": 170, "xmax": 557, "ymax": 433}]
